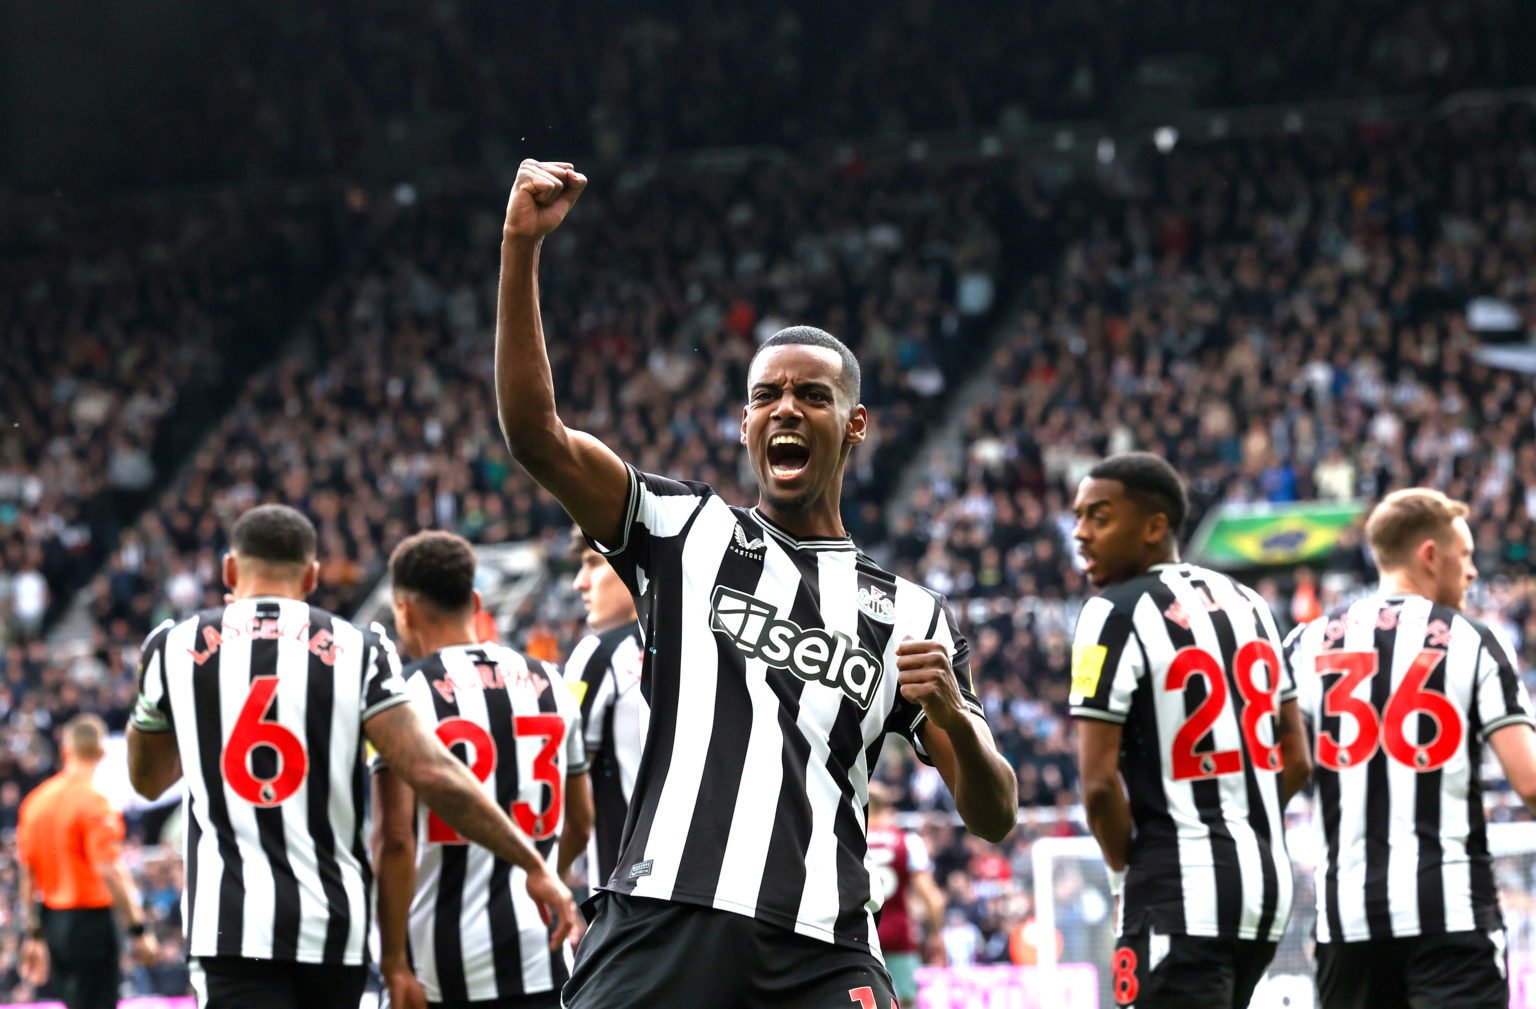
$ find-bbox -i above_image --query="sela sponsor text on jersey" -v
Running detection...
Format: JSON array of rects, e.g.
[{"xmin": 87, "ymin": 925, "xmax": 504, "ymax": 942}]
[{"xmin": 710, "ymin": 586, "xmax": 883, "ymax": 709}]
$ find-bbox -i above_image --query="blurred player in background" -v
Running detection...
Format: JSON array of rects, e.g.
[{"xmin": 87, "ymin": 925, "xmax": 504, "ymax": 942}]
[
  {"xmin": 16, "ymin": 714, "xmax": 158, "ymax": 1009},
  {"xmin": 864, "ymin": 783, "xmax": 945, "ymax": 1005},
  {"xmin": 374, "ymin": 531, "xmax": 592, "ymax": 1009},
  {"xmin": 126, "ymin": 505, "xmax": 576, "ymax": 1009},
  {"xmin": 1070, "ymin": 453, "xmax": 1310, "ymax": 1009},
  {"xmin": 1285, "ymin": 488, "xmax": 1536, "ymax": 1009},
  {"xmin": 564, "ymin": 536, "xmax": 647, "ymax": 891},
  {"xmin": 495, "ymin": 159, "xmax": 1016, "ymax": 1008}
]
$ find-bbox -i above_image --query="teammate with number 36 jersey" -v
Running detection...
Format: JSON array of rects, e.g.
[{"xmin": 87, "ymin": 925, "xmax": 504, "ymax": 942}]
[
  {"xmin": 1069, "ymin": 454, "xmax": 1310, "ymax": 1009},
  {"xmin": 1284, "ymin": 489, "xmax": 1536, "ymax": 1009}
]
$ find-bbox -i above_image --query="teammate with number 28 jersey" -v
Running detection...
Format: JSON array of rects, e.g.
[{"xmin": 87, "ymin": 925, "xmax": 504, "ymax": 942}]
[
  {"xmin": 1284, "ymin": 489, "xmax": 1536, "ymax": 1009},
  {"xmin": 1070, "ymin": 454, "xmax": 1311, "ymax": 1009}
]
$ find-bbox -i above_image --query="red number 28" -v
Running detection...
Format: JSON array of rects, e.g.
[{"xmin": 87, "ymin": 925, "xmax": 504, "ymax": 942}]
[{"xmin": 1167, "ymin": 641, "xmax": 1283, "ymax": 782}]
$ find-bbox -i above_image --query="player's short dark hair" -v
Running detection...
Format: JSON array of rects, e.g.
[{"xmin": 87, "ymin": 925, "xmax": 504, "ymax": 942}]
[
  {"xmin": 390, "ymin": 531, "xmax": 476, "ymax": 614},
  {"xmin": 752, "ymin": 325, "xmax": 862, "ymax": 404},
  {"xmin": 231, "ymin": 504, "xmax": 317, "ymax": 565},
  {"xmin": 1089, "ymin": 452, "xmax": 1190, "ymax": 537}
]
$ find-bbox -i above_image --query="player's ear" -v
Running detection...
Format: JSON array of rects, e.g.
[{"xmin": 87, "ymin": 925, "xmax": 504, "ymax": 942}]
[
  {"xmin": 471, "ymin": 589, "xmax": 484, "ymax": 614},
  {"xmin": 1144, "ymin": 511, "xmax": 1169, "ymax": 547},
  {"xmin": 1416, "ymin": 536, "xmax": 1438, "ymax": 575},
  {"xmin": 846, "ymin": 403, "xmax": 868, "ymax": 446},
  {"xmin": 740, "ymin": 404, "xmax": 749, "ymax": 446},
  {"xmin": 222, "ymin": 552, "xmax": 238, "ymax": 591},
  {"xmin": 301, "ymin": 560, "xmax": 320, "ymax": 595}
]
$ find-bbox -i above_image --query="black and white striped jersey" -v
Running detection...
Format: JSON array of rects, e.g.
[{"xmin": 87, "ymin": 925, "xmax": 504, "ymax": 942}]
[
  {"xmin": 1285, "ymin": 593, "xmax": 1535, "ymax": 943},
  {"xmin": 130, "ymin": 596, "xmax": 410, "ymax": 965},
  {"xmin": 385, "ymin": 643, "xmax": 587, "ymax": 1002},
  {"xmin": 589, "ymin": 466, "xmax": 985, "ymax": 955},
  {"xmin": 564, "ymin": 622, "xmax": 647, "ymax": 888},
  {"xmin": 1069, "ymin": 563, "xmax": 1295, "ymax": 942}
]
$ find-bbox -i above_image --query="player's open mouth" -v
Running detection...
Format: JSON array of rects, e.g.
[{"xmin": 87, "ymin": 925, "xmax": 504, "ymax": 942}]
[{"xmin": 767, "ymin": 432, "xmax": 811, "ymax": 480}]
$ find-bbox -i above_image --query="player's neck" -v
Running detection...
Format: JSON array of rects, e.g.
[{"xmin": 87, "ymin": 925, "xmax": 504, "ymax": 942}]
[
  {"xmin": 756, "ymin": 495, "xmax": 847, "ymax": 541},
  {"xmin": 414, "ymin": 622, "xmax": 482, "ymax": 657},
  {"xmin": 1133, "ymin": 548, "xmax": 1181, "ymax": 577},
  {"xmin": 1377, "ymin": 569, "xmax": 1433, "ymax": 601},
  {"xmin": 229, "ymin": 582, "xmax": 307, "ymax": 602},
  {"xmin": 589, "ymin": 615, "xmax": 635, "ymax": 635}
]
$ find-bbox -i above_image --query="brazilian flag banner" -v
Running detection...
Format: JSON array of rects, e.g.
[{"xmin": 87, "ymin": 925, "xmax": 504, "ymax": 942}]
[{"xmin": 1188, "ymin": 500, "xmax": 1367, "ymax": 569}]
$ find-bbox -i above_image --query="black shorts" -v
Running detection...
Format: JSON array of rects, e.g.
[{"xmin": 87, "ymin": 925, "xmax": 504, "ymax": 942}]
[
  {"xmin": 430, "ymin": 994, "xmax": 561, "ymax": 1009},
  {"xmin": 1110, "ymin": 930, "xmax": 1276, "ymax": 1009},
  {"xmin": 563, "ymin": 893, "xmax": 900, "ymax": 1009},
  {"xmin": 1314, "ymin": 930, "xmax": 1507, "ymax": 1009},
  {"xmin": 41, "ymin": 907, "xmax": 120, "ymax": 1009},
  {"xmin": 190, "ymin": 956, "xmax": 368, "ymax": 1009}
]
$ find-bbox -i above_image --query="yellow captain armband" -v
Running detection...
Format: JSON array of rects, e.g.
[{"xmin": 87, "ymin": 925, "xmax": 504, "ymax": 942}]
[{"xmin": 1070, "ymin": 643, "xmax": 1108, "ymax": 697}]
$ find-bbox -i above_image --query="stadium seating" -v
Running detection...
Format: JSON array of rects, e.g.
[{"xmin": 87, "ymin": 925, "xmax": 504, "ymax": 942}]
[{"xmin": 36, "ymin": 0, "xmax": 1536, "ymax": 189}]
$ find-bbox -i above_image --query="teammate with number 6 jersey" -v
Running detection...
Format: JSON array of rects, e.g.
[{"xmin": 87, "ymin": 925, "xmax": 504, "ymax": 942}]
[
  {"xmin": 1069, "ymin": 453, "xmax": 1311, "ymax": 1009},
  {"xmin": 1284, "ymin": 488, "xmax": 1536, "ymax": 1009},
  {"xmin": 126, "ymin": 507, "xmax": 578, "ymax": 1009},
  {"xmin": 374, "ymin": 531, "xmax": 593, "ymax": 1009}
]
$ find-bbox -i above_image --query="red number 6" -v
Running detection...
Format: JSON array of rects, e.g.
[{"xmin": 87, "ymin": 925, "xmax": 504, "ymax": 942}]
[{"xmin": 223, "ymin": 675, "xmax": 308, "ymax": 806}]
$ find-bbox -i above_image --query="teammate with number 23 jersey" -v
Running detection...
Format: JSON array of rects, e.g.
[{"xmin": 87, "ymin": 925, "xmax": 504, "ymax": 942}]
[
  {"xmin": 1070, "ymin": 453, "xmax": 1311, "ymax": 1009},
  {"xmin": 1285, "ymin": 489, "xmax": 1536, "ymax": 1009},
  {"xmin": 374, "ymin": 532, "xmax": 592, "ymax": 1009}
]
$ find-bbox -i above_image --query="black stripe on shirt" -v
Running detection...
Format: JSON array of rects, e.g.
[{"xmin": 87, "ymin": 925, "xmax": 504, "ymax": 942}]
[
  {"xmin": 1362, "ymin": 613, "xmax": 1396, "ymax": 939},
  {"xmin": 426, "ymin": 656, "xmax": 469, "ymax": 1003},
  {"xmin": 191, "ymin": 610, "xmax": 246, "ymax": 956},
  {"xmin": 674, "ymin": 518, "xmax": 766, "ymax": 896},
  {"xmin": 480, "ymin": 654, "xmax": 524, "ymax": 998},
  {"xmin": 534, "ymin": 669, "xmax": 569, "ymax": 989},
  {"xmin": 1413, "ymin": 621, "xmax": 1448, "ymax": 935},
  {"xmin": 1170, "ymin": 580, "xmax": 1242, "ymax": 937},
  {"xmin": 753, "ymin": 548, "xmax": 823, "ymax": 925},
  {"xmin": 302, "ymin": 611, "xmax": 350, "ymax": 964},
  {"xmin": 249, "ymin": 604, "xmax": 302, "ymax": 961},
  {"xmin": 605, "ymin": 508, "xmax": 703, "ymax": 891}
]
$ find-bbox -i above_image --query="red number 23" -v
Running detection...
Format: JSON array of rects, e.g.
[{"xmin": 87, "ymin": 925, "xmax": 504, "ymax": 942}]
[{"xmin": 428, "ymin": 714, "xmax": 566, "ymax": 843}]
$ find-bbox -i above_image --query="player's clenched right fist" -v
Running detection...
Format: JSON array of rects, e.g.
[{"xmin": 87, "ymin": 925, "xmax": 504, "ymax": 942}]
[{"xmin": 505, "ymin": 159, "xmax": 588, "ymax": 241}]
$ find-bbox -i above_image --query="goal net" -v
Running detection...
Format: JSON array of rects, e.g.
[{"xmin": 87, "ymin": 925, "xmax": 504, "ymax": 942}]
[{"xmin": 1030, "ymin": 814, "xmax": 1536, "ymax": 1009}]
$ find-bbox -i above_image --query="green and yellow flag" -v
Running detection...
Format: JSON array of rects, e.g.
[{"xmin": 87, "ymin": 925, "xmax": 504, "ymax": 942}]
[{"xmin": 1188, "ymin": 500, "xmax": 1366, "ymax": 569}]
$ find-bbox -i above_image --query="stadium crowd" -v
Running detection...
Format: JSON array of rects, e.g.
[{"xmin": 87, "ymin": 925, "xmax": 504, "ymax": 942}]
[
  {"xmin": 0, "ymin": 199, "xmax": 335, "ymax": 640},
  {"xmin": 71, "ymin": 0, "xmax": 1536, "ymax": 188},
  {"xmin": 8, "ymin": 20, "xmax": 1536, "ymax": 997}
]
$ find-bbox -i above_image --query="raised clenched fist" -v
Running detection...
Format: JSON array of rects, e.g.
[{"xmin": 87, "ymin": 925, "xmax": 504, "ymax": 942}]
[{"xmin": 505, "ymin": 159, "xmax": 588, "ymax": 241}]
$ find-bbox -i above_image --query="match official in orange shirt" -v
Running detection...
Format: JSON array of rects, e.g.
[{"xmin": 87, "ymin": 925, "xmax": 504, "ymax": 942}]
[{"xmin": 16, "ymin": 714, "xmax": 158, "ymax": 1009}]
